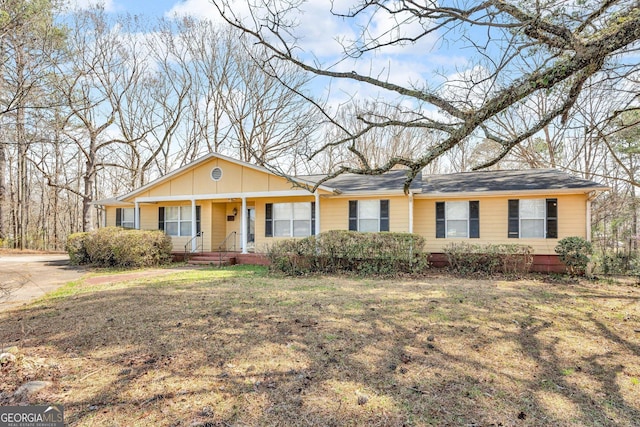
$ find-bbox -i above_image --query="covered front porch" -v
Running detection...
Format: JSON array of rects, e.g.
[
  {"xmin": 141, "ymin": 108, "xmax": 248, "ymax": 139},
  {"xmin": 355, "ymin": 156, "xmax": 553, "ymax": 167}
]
[{"xmin": 130, "ymin": 190, "xmax": 321, "ymax": 255}]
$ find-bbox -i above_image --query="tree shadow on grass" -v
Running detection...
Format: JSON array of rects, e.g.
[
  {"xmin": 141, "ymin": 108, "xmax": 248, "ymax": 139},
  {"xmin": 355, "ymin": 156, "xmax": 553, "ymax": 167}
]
[{"xmin": 0, "ymin": 274, "xmax": 638, "ymax": 426}]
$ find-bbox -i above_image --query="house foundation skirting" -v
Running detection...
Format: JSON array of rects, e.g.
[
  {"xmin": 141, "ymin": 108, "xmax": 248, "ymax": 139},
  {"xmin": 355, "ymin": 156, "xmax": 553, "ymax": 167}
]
[{"xmin": 428, "ymin": 253, "xmax": 567, "ymax": 273}]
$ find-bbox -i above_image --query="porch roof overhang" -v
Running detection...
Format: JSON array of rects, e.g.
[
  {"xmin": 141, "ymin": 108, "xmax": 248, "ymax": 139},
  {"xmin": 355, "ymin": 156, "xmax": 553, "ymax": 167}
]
[
  {"xmin": 92, "ymin": 197, "xmax": 134, "ymax": 207},
  {"xmin": 132, "ymin": 189, "xmax": 319, "ymax": 203}
]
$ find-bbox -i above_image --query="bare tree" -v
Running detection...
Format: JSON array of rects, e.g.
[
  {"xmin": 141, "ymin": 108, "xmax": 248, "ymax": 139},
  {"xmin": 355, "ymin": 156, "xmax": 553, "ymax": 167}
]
[
  {"xmin": 212, "ymin": 0, "xmax": 640, "ymax": 189},
  {"xmin": 0, "ymin": 0, "xmax": 64, "ymax": 247},
  {"xmin": 52, "ymin": 8, "xmax": 150, "ymax": 231}
]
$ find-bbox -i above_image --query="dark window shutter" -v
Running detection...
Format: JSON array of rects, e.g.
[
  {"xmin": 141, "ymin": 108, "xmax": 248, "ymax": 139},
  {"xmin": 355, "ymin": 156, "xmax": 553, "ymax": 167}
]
[
  {"xmin": 196, "ymin": 205, "xmax": 201, "ymax": 235},
  {"xmin": 311, "ymin": 202, "xmax": 316, "ymax": 235},
  {"xmin": 380, "ymin": 200, "xmax": 390, "ymax": 232},
  {"xmin": 116, "ymin": 208, "xmax": 122, "ymax": 227},
  {"xmin": 436, "ymin": 202, "xmax": 445, "ymax": 238},
  {"xmin": 508, "ymin": 199, "xmax": 519, "ymax": 238},
  {"xmin": 348, "ymin": 200, "xmax": 358, "ymax": 231},
  {"xmin": 265, "ymin": 203, "xmax": 273, "ymax": 237},
  {"xmin": 158, "ymin": 207, "xmax": 165, "ymax": 231},
  {"xmin": 546, "ymin": 198, "xmax": 558, "ymax": 238},
  {"xmin": 469, "ymin": 201, "xmax": 480, "ymax": 238}
]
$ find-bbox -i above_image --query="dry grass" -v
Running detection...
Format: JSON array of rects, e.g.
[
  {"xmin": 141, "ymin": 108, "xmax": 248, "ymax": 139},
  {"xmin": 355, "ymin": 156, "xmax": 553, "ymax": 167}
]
[{"xmin": 1, "ymin": 266, "xmax": 639, "ymax": 426}]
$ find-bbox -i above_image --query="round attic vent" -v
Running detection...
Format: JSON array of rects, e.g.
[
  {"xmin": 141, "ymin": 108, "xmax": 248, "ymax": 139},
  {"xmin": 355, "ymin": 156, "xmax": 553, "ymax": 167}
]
[{"xmin": 210, "ymin": 167, "xmax": 223, "ymax": 181}]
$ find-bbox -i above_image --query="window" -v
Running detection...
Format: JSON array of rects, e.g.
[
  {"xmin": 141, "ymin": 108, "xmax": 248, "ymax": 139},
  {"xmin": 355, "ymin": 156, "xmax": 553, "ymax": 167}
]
[
  {"xmin": 265, "ymin": 202, "xmax": 315, "ymax": 237},
  {"xmin": 348, "ymin": 200, "xmax": 389, "ymax": 232},
  {"xmin": 115, "ymin": 208, "xmax": 135, "ymax": 229},
  {"xmin": 508, "ymin": 199, "xmax": 557, "ymax": 239},
  {"xmin": 158, "ymin": 206, "xmax": 201, "ymax": 236},
  {"xmin": 435, "ymin": 201, "xmax": 479, "ymax": 238}
]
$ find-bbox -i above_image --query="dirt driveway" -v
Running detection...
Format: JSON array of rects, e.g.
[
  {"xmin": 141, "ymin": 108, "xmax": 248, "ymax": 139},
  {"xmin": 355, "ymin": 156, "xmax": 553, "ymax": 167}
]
[{"xmin": 0, "ymin": 254, "xmax": 85, "ymax": 311}]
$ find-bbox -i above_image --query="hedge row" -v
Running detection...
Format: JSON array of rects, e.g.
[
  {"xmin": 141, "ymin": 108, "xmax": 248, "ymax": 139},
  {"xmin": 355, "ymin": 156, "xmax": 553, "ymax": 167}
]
[
  {"xmin": 443, "ymin": 242, "xmax": 534, "ymax": 275},
  {"xmin": 67, "ymin": 227, "xmax": 173, "ymax": 268},
  {"xmin": 267, "ymin": 230, "xmax": 429, "ymax": 275}
]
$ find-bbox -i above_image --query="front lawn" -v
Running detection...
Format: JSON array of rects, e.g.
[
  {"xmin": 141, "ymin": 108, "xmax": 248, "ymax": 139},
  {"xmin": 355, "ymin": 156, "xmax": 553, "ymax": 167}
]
[{"xmin": 1, "ymin": 267, "xmax": 639, "ymax": 426}]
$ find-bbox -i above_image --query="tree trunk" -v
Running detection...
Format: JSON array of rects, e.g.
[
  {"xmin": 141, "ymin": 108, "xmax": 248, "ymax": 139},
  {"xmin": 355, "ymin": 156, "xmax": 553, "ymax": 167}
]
[
  {"xmin": 0, "ymin": 136, "xmax": 6, "ymax": 242},
  {"xmin": 82, "ymin": 141, "xmax": 97, "ymax": 232}
]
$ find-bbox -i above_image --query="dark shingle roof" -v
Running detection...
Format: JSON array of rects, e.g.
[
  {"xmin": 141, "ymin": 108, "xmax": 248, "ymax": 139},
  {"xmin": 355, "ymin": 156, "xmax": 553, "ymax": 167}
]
[
  {"xmin": 423, "ymin": 169, "xmax": 606, "ymax": 193},
  {"xmin": 300, "ymin": 170, "xmax": 423, "ymax": 193},
  {"xmin": 299, "ymin": 168, "xmax": 606, "ymax": 194}
]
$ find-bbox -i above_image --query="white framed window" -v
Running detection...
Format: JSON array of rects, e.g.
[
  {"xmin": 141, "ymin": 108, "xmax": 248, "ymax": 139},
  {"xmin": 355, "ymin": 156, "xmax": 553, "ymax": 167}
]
[
  {"xmin": 358, "ymin": 200, "xmax": 380, "ymax": 232},
  {"xmin": 520, "ymin": 199, "xmax": 545, "ymax": 238},
  {"xmin": 348, "ymin": 200, "xmax": 390, "ymax": 232},
  {"xmin": 446, "ymin": 201, "xmax": 468, "ymax": 238},
  {"xmin": 122, "ymin": 208, "xmax": 135, "ymax": 229},
  {"xmin": 269, "ymin": 202, "xmax": 313, "ymax": 237},
  {"xmin": 161, "ymin": 205, "xmax": 200, "ymax": 237},
  {"xmin": 508, "ymin": 198, "xmax": 557, "ymax": 239},
  {"xmin": 436, "ymin": 201, "xmax": 480, "ymax": 239}
]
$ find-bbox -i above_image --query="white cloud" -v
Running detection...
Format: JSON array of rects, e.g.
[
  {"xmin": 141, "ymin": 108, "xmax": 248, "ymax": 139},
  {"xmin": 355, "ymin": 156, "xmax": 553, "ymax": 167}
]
[{"xmin": 165, "ymin": 0, "xmax": 229, "ymax": 22}]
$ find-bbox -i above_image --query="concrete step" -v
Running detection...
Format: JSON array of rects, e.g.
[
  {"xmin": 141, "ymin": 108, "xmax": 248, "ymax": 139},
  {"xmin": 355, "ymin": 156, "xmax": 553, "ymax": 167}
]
[
  {"xmin": 187, "ymin": 259, "xmax": 233, "ymax": 266},
  {"xmin": 187, "ymin": 254, "xmax": 237, "ymax": 266}
]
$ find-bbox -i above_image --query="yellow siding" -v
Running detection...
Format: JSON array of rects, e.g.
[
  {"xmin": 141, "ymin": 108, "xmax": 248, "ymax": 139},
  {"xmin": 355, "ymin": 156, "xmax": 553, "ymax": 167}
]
[
  {"xmin": 319, "ymin": 198, "xmax": 348, "ymax": 231},
  {"xmin": 148, "ymin": 181, "xmax": 171, "ymax": 198},
  {"xmin": 105, "ymin": 206, "xmax": 117, "ymax": 227},
  {"xmin": 319, "ymin": 196, "xmax": 409, "ymax": 232},
  {"xmin": 122, "ymin": 157, "xmax": 311, "ymax": 202},
  {"xmin": 268, "ymin": 174, "xmax": 303, "ymax": 191},
  {"xmin": 414, "ymin": 194, "xmax": 587, "ymax": 255}
]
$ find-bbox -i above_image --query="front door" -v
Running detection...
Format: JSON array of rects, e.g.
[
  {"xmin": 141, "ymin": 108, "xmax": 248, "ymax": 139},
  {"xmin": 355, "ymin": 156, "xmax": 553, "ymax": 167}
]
[{"xmin": 247, "ymin": 207, "xmax": 255, "ymax": 251}]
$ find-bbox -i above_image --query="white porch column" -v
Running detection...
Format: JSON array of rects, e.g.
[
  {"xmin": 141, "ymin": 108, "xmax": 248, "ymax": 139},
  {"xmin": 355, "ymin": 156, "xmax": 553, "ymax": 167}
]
[
  {"xmin": 408, "ymin": 191, "xmax": 414, "ymax": 233},
  {"xmin": 315, "ymin": 192, "xmax": 320, "ymax": 235},
  {"xmin": 191, "ymin": 199, "xmax": 197, "ymax": 252},
  {"xmin": 134, "ymin": 201, "xmax": 140, "ymax": 230},
  {"xmin": 241, "ymin": 197, "xmax": 248, "ymax": 254}
]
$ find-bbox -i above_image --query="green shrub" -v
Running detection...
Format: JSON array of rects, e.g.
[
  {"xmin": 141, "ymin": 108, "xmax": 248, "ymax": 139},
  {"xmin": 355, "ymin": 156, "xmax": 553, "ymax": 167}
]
[
  {"xmin": 267, "ymin": 230, "xmax": 428, "ymax": 276},
  {"xmin": 555, "ymin": 236, "xmax": 593, "ymax": 276},
  {"xmin": 443, "ymin": 242, "xmax": 533, "ymax": 275},
  {"xmin": 66, "ymin": 227, "xmax": 173, "ymax": 268},
  {"xmin": 66, "ymin": 232, "xmax": 90, "ymax": 265}
]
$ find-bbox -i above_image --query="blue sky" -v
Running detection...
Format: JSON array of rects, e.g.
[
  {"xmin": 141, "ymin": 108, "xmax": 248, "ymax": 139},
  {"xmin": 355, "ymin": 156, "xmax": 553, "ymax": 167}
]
[{"xmin": 67, "ymin": 0, "xmax": 485, "ymax": 117}]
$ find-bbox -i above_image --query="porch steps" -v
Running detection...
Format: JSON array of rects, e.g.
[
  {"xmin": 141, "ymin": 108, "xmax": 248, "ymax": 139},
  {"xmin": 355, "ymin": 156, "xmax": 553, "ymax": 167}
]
[{"xmin": 186, "ymin": 252, "xmax": 237, "ymax": 267}]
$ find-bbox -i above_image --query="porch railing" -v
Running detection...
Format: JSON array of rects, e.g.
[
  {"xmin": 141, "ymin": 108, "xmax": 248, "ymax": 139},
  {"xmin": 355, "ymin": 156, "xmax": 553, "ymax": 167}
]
[
  {"xmin": 217, "ymin": 231, "xmax": 237, "ymax": 267},
  {"xmin": 184, "ymin": 231, "xmax": 204, "ymax": 261}
]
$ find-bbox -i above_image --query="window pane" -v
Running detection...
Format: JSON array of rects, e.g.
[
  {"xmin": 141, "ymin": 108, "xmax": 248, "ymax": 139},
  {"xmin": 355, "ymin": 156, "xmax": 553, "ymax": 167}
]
[
  {"xmin": 521, "ymin": 219, "xmax": 544, "ymax": 238},
  {"xmin": 274, "ymin": 220, "xmax": 291, "ymax": 237},
  {"xmin": 180, "ymin": 205, "xmax": 192, "ymax": 220},
  {"xmin": 520, "ymin": 199, "xmax": 545, "ymax": 219},
  {"xmin": 359, "ymin": 219, "xmax": 379, "ymax": 232},
  {"xmin": 293, "ymin": 220, "xmax": 311, "ymax": 237},
  {"xmin": 447, "ymin": 201, "xmax": 468, "ymax": 220},
  {"xmin": 121, "ymin": 221, "xmax": 134, "ymax": 229},
  {"xmin": 447, "ymin": 220, "xmax": 468, "ymax": 238},
  {"xmin": 359, "ymin": 200, "xmax": 379, "ymax": 219},
  {"xmin": 293, "ymin": 203, "xmax": 311, "ymax": 220},
  {"xmin": 180, "ymin": 221, "xmax": 192, "ymax": 237},
  {"xmin": 273, "ymin": 203, "xmax": 292, "ymax": 220},
  {"xmin": 165, "ymin": 222, "xmax": 179, "ymax": 236},
  {"xmin": 165, "ymin": 207, "xmax": 179, "ymax": 221},
  {"xmin": 123, "ymin": 208, "xmax": 134, "ymax": 222}
]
